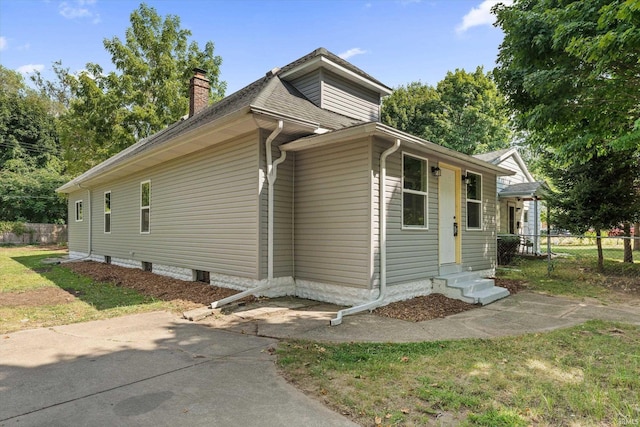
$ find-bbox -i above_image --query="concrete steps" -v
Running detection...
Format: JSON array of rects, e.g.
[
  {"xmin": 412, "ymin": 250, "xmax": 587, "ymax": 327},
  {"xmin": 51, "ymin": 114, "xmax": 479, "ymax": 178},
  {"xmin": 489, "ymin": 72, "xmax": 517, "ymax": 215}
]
[{"xmin": 433, "ymin": 271, "xmax": 509, "ymax": 305}]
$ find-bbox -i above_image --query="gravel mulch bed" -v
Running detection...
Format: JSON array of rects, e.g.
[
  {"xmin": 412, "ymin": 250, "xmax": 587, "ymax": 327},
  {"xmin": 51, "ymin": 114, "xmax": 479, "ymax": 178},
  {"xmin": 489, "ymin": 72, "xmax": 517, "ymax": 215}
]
[{"xmin": 63, "ymin": 261, "xmax": 525, "ymax": 322}]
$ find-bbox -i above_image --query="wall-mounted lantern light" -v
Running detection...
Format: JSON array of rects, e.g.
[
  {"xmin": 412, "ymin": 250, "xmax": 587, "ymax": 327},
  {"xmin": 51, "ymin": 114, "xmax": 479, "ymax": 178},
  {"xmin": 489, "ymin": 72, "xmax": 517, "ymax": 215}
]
[
  {"xmin": 431, "ymin": 166, "xmax": 441, "ymax": 177},
  {"xmin": 461, "ymin": 174, "xmax": 470, "ymax": 185}
]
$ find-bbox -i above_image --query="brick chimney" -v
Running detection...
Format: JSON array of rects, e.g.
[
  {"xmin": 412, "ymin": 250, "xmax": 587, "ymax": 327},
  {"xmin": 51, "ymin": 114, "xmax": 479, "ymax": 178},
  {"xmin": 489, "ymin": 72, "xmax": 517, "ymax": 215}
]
[{"xmin": 189, "ymin": 68, "xmax": 210, "ymax": 117}]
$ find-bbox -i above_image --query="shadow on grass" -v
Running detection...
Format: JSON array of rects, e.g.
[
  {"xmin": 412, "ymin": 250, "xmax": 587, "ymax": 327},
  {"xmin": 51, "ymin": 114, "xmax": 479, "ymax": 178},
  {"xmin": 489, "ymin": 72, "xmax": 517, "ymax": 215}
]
[{"xmin": 11, "ymin": 254, "xmax": 158, "ymax": 311}]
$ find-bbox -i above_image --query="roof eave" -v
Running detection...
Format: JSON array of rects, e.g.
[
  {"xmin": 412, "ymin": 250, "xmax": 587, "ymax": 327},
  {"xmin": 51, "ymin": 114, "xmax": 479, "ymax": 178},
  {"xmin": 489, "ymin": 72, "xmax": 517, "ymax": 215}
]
[
  {"xmin": 282, "ymin": 122, "xmax": 516, "ymax": 176},
  {"xmin": 56, "ymin": 106, "xmax": 253, "ymax": 193}
]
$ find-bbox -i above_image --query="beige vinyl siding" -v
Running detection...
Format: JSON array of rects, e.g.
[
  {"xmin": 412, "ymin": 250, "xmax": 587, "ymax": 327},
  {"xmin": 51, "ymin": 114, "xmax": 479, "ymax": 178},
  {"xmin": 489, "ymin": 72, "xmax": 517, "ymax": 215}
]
[
  {"xmin": 89, "ymin": 132, "xmax": 261, "ymax": 278},
  {"xmin": 258, "ymin": 131, "xmax": 294, "ymax": 279},
  {"xmin": 322, "ymin": 72, "xmax": 381, "ymax": 122},
  {"xmin": 294, "ymin": 138, "xmax": 372, "ymax": 288},
  {"xmin": 290, "ymin": 71, "xmax": 321, "ymax": 107},
  {"xmin": 374, "ymin": 139, "xmax": 439, "ymax": 285},
  {"xmin": 461, "ymin": 171, "xmax": 497, "ymax": 271},
  {"xmin": 67, "ymin": 190, "xmax": 88, "ymax": 253}
]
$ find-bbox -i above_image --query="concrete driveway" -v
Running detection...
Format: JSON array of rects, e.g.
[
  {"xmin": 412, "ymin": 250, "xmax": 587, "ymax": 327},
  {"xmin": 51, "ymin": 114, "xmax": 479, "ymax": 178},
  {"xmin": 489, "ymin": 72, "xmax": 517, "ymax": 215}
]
[{"xmin": 0, "ymin": 311, "xmax": 356, "ymax": 427}]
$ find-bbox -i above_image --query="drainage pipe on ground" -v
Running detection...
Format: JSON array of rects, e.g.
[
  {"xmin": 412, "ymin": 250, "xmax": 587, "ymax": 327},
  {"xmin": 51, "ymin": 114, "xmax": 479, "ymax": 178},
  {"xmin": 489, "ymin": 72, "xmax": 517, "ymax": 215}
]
[
  {"xmin": 330, "ymin": 138, "xmax": 401, "ymax": 326},
  {"xmin": 210, "ymin": 120, "xmax": 285, "ymax": 309}
]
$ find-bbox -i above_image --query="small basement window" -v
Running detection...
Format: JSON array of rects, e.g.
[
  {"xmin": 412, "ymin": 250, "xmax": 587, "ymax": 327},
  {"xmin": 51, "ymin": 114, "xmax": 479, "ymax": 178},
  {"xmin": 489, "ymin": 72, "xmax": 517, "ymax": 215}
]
[
  {"xmin": 142, "ymin": 262, "xmax": 152, "ymax": 272},
  {"xmin": 104, "ymin": 256, "xmax": 111, "ymax": 264},
  {"xmin": 195, "ymin": 270, "xmax": 210, "ymax": 283}
]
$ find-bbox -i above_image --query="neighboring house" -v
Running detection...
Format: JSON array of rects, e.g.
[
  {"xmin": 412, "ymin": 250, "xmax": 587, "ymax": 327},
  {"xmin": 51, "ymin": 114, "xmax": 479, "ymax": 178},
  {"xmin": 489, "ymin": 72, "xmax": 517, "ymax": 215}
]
[
  {"xmin": 57, "ymin": 48, "xmax": 514, "ymax": 322},
  {"xmin": 474, "ymin": 148, "xmax": 546, "ymax": 254}
]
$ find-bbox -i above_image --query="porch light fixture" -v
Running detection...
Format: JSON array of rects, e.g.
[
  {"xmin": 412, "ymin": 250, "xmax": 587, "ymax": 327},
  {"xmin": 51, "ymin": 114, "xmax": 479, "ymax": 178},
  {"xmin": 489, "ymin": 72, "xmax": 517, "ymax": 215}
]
[
  {"xmin": 431, "ymin": 166, "xmax": 441, "ymax": 177},
  {"xmin": 462, "ymin": 174, "xmax": 470, "ymax": 185}
]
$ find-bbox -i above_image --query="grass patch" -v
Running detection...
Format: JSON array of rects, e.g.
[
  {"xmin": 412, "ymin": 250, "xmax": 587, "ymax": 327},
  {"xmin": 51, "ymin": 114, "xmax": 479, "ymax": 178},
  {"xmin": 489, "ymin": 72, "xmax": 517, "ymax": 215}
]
[
  {"xmin": 278, "ymin": 320, "xmax": 640, "ymax": 426},
  {"xmin": 498, "ymin": 248, "xmax": 640, "ymax": 300},
  {"xmin": 0, "ymin": 246, "xmax": 175, "ymax": 333}
]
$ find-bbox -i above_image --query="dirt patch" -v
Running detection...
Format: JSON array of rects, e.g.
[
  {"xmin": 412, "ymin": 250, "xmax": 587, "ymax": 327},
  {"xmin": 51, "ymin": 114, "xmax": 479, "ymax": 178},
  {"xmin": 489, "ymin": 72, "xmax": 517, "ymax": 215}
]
[
  {"xmin": 63, "ymin": 261, "xmax": 256, "ymax": 308},
  {"xmin": 373, "ymin": 278, "xmax": 524, "ymax": 322},
  {"xmin": 0, "ymin": 287, "xmax": 77, "ymax": 307}
]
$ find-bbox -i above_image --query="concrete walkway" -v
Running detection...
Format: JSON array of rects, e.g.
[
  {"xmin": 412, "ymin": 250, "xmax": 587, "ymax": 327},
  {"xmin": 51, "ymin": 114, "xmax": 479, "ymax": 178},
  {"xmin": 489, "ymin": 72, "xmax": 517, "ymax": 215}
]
[
  {"xmin": 0, "ymin": 312, "xmax": 357, "ymax": 426},
  {"xmin": 199, "ymin": 291, "xmax": 640, "ymax": 342},
  {"xmin": 2, "ymin": 292, "xmax": 639, "ymax": 426}
]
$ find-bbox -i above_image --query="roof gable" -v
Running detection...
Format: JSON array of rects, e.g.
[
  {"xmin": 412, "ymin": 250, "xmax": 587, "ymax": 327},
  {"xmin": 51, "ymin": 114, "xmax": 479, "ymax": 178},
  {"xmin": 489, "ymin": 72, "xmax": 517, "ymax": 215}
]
[{"xmin": 473, "ymin": 148, "xmax": 534, "ymax": 182}]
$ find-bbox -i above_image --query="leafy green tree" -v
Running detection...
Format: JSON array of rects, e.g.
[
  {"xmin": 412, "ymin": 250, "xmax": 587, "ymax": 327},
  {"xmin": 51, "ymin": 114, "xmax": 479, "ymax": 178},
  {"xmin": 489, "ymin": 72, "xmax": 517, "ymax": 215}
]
[
  {"xmin": 46, "ymin": 3, "xmax": 226, "ymax": 175},
  {"xmin": 432, "ymin": 68, "xmax": 511, "ymax": 154},
  {"xmin": 381, "ymin": 68, "xmax": 511, "ymax": 155},
  {"xmin": 544, "ymin": 150, "xmax": 640, "ymax": 269},
  {"xmin": 380, "ymin": 82, "xmax": 440, "ymax": 139},
  {"xmin": 493, "ymin": 0, "xmax": 640, "ymax": 264},
  {"xmin": 0, "ymin": 66, "xmax": 68, "ymax": 223},
  {"xmin": 0, "ymin": 162, "xmax": 68, "ymax": 223},
  {"xmin": 0, "ymin": 66, "xmax": 62, "ymax": 170},
  {"xmin": 493, "ymin": 0, "xmax": 640, "ymax": 159}
]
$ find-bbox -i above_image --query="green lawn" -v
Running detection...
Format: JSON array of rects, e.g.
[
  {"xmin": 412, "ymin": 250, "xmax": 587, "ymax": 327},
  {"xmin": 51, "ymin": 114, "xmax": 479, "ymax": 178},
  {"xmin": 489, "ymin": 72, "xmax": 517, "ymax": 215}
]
[
  {"xmin": 278, "ymin": 249, "xmax": 640, "ymax": 426},
  {"xmin": 0, "ymin": 245, "xmax": 174, "ymax": 333},
  {"xmin": 498, "ymin": 247, "xmax": 640, "ymax": 300},
  {"xmin": 278, "ymin": 320, "xmax": 640, "ymax": 426}
]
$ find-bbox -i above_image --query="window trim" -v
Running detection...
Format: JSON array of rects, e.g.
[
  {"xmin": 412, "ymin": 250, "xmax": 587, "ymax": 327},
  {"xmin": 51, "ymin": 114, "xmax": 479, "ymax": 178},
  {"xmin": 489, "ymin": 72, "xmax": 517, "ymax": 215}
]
[
  {"xmin": 465, "ymin": 170, "xmax": 483, "ymax": 231},
  {"xmin": 401, "ymin": 152, "xmax": 429, "ymax": 230},
  {"xmin": 104, "ymin": 191, "xmax": 111, "ymax": 234},
  {"xmin": 140, "ymin": 180, "xmax": 150, "ymax": 234},
  {"xmin": 75, "ymin": 200, "xmax": 83, "ymax": 222}
]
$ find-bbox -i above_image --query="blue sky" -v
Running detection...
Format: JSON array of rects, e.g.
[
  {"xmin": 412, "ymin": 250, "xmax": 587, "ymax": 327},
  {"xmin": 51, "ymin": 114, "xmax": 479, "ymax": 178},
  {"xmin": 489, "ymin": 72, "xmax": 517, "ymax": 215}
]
[{"xmin": 0, "ymin": 0, "xmax": 511, "ymax": 94}]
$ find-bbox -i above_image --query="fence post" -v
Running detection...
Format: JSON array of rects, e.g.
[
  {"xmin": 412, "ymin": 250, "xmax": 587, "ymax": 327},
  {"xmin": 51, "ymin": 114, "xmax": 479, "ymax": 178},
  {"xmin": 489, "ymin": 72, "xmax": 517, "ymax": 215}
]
[{"xmin": 547, "ymin": 205, "xmax": 552, "ymax": 277}]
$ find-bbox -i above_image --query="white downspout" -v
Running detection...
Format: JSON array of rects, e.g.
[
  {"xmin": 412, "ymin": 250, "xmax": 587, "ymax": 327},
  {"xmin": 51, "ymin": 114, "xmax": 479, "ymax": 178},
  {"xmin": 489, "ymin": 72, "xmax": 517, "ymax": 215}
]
[
  {"xmin": 266, "ymin": 120, "xmax": 285, "ymax": 280},
  {"xmin": 330, "ymin": 138, "xmax": 401, "ymax": 326},
  {"xmin": 210, "ymin": 120, "xmax": 284, "ymax": 309}
]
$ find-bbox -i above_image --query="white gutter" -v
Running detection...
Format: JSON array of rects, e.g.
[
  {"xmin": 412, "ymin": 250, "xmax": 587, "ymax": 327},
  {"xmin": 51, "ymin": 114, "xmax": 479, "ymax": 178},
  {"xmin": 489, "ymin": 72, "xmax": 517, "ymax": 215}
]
[
  {"xmin": 330, "ymin": 138, "xmax": 401, "ymax": 326},
  {"xmin": 209, "ymin": 120, "xmax": 285, "ymax": 309}
]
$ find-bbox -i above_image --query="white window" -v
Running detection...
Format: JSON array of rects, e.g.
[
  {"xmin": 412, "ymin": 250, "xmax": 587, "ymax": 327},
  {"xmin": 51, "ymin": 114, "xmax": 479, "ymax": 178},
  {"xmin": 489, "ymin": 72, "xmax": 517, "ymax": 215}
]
[
  {"xmin": 104, "ymin": 191, "xmax": 111, "ymax": 233},
  {"xmin": 140, "ymin": 181, "xmax": 150, "ymax": 233},
  {"xmin": 466, "ymin": 171, "xmax": 482, "ymax": 230},
  {"xmin": 75, "ymin": 200, "xmax": 83, "ymax": 222},
  {"xmin": 402, "ymin": 153, "xmax": 428, "ymax": 229}
]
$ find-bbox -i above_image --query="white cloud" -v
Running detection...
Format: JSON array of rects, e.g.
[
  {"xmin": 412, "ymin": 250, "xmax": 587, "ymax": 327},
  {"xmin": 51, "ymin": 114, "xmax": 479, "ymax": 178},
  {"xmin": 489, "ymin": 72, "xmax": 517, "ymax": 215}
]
[
  {"xmin": 0, "ymin": 36, "xmax": 7, "ymax": 51},
  {"xmin": 17, "ymin": 64, "xmax": 45, "ymax": 74},
  {"xmin": 59, "ymin": 0, "xmax": 100, "ymax": 23},
  {"xmin": 456, "ymin": 0, "xmax": 513, "ymax": 34},
  {"xmin": 339, "ymin": 48, "xmax": 367, "ymax": 60}
]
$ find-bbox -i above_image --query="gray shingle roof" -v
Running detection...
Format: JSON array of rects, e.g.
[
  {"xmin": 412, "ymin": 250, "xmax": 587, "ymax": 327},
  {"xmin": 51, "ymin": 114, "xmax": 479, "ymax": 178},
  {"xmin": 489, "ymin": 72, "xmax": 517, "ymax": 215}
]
[
  {"xmin": 499, "ymin": 182, "xmax": 548, "ymax": 198},
  {"xmin": 473, "ymin": 148, "xmax": 513, "ymax": 164},
  {"xmin": 58, "ymin": 48, "xmax": 367, "ymax": 192}
]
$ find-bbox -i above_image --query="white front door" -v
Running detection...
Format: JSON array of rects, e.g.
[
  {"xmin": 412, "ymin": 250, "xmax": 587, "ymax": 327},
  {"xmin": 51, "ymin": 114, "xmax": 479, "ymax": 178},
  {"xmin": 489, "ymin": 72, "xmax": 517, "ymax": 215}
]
[{"xmin": 439, "ymin": 167, "xmax": 457, "ymax": 265}]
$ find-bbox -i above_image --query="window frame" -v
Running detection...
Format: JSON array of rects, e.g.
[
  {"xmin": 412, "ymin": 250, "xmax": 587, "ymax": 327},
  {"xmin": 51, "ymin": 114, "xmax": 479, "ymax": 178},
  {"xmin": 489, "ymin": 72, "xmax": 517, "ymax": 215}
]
[
  {"xmin": 104, "ymin": 191, "xmax": 111, "ymax": 234},
  {"xmin": 75, "ymin": 200, "xmax": 83, "ymax": 222},
  {"xmin": 465, "ymin": 170, "xmax": 483, "ymax": 231},
  {"xmin": 140, "ymin": 180, "xmax": 150, "ymax": 234},
  {"xmin": 401, "ymin": 152, "xmax": 429, "ymax": 230}
]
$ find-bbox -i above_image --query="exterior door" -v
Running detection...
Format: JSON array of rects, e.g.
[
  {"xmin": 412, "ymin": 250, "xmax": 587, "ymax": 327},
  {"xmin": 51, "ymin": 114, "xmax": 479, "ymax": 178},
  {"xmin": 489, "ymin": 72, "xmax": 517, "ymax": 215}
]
[
  {"xmin": 439, "ymin": 166, "xmax": 458, "ymax": 265},
  {"xmin": 508, "ymin": 204, "xmax": 516, "ymax": 234}
]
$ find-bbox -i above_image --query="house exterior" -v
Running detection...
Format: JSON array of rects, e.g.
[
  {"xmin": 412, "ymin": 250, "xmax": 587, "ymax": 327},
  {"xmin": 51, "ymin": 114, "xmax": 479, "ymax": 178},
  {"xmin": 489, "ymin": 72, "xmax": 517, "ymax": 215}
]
[
  {"xmin": 57, "ymin": 48, "xmax": 514, "ymax": 317},
  {"xmin": 474, "ymin": 148, "xmax": 546, "ymax": 254}
]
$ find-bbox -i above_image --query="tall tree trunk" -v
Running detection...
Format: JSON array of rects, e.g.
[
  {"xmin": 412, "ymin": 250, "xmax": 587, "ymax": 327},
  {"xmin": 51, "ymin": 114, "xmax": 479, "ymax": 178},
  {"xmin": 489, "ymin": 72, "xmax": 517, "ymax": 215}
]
[
  {"xmin": 623, "ymin": 222, "xmax": 633, "ymax": 263},
  {"xmin": 596, "ymin": 229, "xmax": 604, "ymax": 272},
  {"xmin": 634, "ymin": 222, "xmax": 640, "ymax": 251}
]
